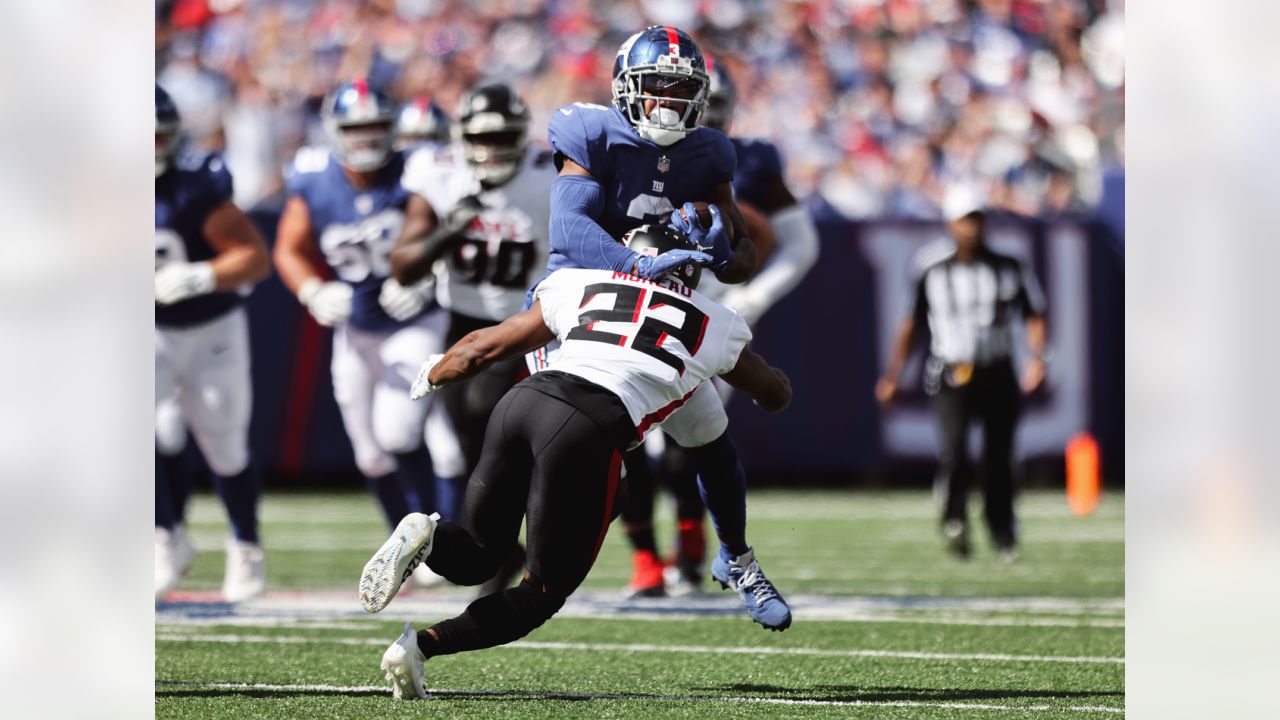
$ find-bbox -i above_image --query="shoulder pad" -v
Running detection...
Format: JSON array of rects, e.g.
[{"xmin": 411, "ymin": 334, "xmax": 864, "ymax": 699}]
[
  {"xmin": 173, "ymin": 146, "xmax": 213, "ymax": 172},
  {"xmin": 291, "ymin": 146, "xmax": 331, "ymax": 175}
]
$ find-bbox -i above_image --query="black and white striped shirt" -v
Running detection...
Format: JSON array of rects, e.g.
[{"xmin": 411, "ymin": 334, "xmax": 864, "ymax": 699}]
[{"xmin": 911, "ymin": 242, "xmax": 1045, "ymax": 365}]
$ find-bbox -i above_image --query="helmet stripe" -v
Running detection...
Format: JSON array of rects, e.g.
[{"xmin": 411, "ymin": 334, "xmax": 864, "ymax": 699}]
[
  {"xmin": 664, "ymin": 25, "xmax": 680, "ymax": 57},
  {"xmin": 353, "ymin": 77, "xmax": 368, "ymax": 98}
]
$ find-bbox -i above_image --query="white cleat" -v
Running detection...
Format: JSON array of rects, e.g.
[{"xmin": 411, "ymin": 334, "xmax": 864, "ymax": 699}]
[
  {"xmin": 155, "ymin": 528, "xmax": 182, "ymax": 599},
  {"xmin": 360, "ymin": 512, "xmax": 439, "ymax": 613},
  {"xmin": 381, "ymin": 621, "xmax": 429, "ymax": 700},
  {"xmin": 412, "ymin": 562, "xmax": 448, "ymax": 589},
  {"xmin": 222, "ymin": 539, "xmax": 266, "ymax": 602}
]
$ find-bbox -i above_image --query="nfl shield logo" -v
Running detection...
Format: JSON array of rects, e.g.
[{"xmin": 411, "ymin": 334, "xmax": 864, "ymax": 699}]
[
  {"xmin": 355, "ymin": 194, "xmax": 374, "ymax": 215},
  {"xmin": 657, "ymin": 156, "xmax": 670, "ymax": 173}
]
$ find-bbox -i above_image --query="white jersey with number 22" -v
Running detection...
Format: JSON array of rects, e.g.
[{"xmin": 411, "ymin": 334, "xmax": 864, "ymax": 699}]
[{"xmin": 535, "ymin": 268, "xmax": 752, "ymax": 439}]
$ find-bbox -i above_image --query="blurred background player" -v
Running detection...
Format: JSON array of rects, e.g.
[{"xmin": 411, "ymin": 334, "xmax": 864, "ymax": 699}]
[
  {"xmin": 876, "ymin": 188, "xmax": 1048, "ymax": 561},
  {"xmin": 624, "ymin": 56, "xmax": 825, "ymax": 597},
  {"xmin": 155, "ymin": 84, "xmax": 271, "ymax": 601},
  {"xmin": 272, "ymin": 79, "xmax": 465, "ymax": 565},
  {"xmin": 535, "ymin": 25, "xmax": 792, "ymax": 630},
  {"xmin": 391, "ymin": 82, "xmax": 554, "ymax": 549},
  {"xmin": 365, "ymin": 224, "xmax": 792, "ymax": 700},
  {"xmin": 393, "ymin": 96, "xmax": 451, "ymax": 152}
]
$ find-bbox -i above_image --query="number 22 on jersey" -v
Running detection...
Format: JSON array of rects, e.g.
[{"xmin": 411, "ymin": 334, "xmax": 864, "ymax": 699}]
[{"xmin": 566, "ymin": 281, "xmax": 709, "ymax": 374}]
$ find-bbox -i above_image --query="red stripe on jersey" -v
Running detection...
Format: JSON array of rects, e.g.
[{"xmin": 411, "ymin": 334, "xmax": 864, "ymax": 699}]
[
  {"xmin": 664, "ymin": 26, "xmax": 680, "ymax": 56},
  {"xmin": 656, "ymin": 331, "xmax": 669, "ymax": 348},
  {"xmin": 589, "ymin": 451, "xmax": 624, "ymax": 564},
  {"xmin": 690, "ymin": 314, "xmax": 711, "ymax": 355},
  {"xmin": 635, "ymin": 386, "xmax": 699, "ymax": 439},
  {"xmin": 579, "ymin": 292, "xmax": 598, "ymax": 309},
  {"xmin": 632, "ymin": 289, "xmax": 647, "ymax": 323},
  {"xmin": 650, "ymin": 302, "xmax": 668, "ymax": 311}
]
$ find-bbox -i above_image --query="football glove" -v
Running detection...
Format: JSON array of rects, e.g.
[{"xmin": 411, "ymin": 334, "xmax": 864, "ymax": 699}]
[
  {"xmin": 635, "ymin": 249, "xmax": 714, "ymax": 281},
  {"xmin": 669, "ymin": 202, "xmax": 733, "ymax": 273},
  {"xmin": 378, "ymin": 277, "xmax": 433, "ymax": 321},
  {"xmin": 297, "ymin": 278, "xmax": 353, "ymax": 327},
  {"xmin": 154, "ymin": 262, "xmax": 215, "ymax": 305},
  {"xmin": 410, "ymin": 354, "xmax": 445, "ymax": 400}
]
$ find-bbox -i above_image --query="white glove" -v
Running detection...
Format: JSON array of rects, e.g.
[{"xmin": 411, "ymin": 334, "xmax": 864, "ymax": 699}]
[
  {"xmin": 378, "ymin": 277, "xmax": 432, "ymax": 321},
  {"xmin": 297, "ymin": 278, "xmax": 353, "ymax": 327},
  {"xmin": 410, "ymin": 353, "xmax": 445, "ymax": 400},
  {"xmin": 719, "ymin": 287, "xmax": 765, "ymax": 326},
  {"xmin": 155, "ymin": 262, "xmax": 215, "ymax": 305}
]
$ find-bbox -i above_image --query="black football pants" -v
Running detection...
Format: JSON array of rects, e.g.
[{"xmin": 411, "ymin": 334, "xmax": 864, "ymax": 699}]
[
  {"xmin": 421, "ymin": 377, "xmax": 628, "ymax": 656},
  {"xmin": 933, "ymin": 360, "xmax": 1021, "ymax": 548}
]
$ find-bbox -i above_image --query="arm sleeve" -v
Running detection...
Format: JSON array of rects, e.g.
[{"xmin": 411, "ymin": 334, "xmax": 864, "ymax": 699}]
[
  {"xmin": 721, "ymin": 204, "xmax": 818, "ymax": 314},
  {"xmin": 549, "ymin": 174, "xmax": 640, "ymax": 272}
]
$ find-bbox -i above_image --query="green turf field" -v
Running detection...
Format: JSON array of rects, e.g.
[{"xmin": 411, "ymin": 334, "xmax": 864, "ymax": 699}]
[{"xmin": 156, "ymin": 488, "xmax": 1124, "ymax": 718}]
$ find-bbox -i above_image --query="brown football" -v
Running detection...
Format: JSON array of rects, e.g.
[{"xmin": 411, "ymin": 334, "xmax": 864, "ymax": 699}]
[{"xmin": 678, "ymin": 201, "xmax": 714, "ymax": 230}]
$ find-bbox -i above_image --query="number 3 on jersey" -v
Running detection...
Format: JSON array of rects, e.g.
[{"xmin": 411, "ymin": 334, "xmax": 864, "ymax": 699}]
[{"xmin": 566, "ymin": 282, "xmax": 709, "ymax": 374}]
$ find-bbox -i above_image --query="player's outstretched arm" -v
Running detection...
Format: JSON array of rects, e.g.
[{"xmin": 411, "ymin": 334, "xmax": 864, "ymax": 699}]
[
  {"xmin": 412, "ymin": 303, "xmax": 556, "ymax": 398},
  {"xmin": 201, "ymin": 201, "xmax": 270, "ymax": 289},
  {"xmin": 720, "ymin": 346, "xmax": 792, "ymax": 413}
]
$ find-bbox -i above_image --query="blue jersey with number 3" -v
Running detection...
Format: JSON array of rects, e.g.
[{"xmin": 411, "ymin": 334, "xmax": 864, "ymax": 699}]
[
  {"xmin": 155, "ymin": 149, "xmax": 241, "ymax": 328},
  {"xmin": 286, "ymin": 148, "xmax": 414, "ymax": 331},
  {"xmin": 547, "ymin": 104, "xmax": 736, "ymax": 252}
]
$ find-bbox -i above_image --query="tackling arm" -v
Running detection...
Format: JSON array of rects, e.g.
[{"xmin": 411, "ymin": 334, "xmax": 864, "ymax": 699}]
[
  {"xmin": 719, "ymin": 345, "xmax": 792, "ymax": 413},
  {"xmin": 417, "ymin": 303, "xmax": 556, "ymax": 394}
]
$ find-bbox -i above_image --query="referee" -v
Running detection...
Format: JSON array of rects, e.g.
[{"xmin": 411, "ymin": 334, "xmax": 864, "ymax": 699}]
[{"xmin": 876, "ymin": 188, "xmax": 1048, "ymax": 561}]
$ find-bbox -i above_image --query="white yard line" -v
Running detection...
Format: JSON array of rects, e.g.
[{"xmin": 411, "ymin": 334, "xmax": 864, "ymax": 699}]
[
  {"xmin": 156, "ymin": 633, "xmax": 1123, "ymax": 665},
  {"xmin": 156, "ymin": 680, "xmax": 1123, "ymax": 714}
]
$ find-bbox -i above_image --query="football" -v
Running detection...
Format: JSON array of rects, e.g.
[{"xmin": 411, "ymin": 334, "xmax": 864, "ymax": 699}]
[{"xmin": 678, "ymin": 201, "xmax": 714, "ymax": 230}]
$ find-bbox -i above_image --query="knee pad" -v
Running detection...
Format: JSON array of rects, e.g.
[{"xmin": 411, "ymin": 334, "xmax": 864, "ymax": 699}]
[
  {"xmin": 354, "ymin": 447, "xmax": 396, "ymax": 479},
  {"xmin": 155, "ymin": 403, "xmax": 187, "ymax": 456},
  {"xmin": 200, "ymin": 433, "xmax": 250, "ymax": 477},
  {"xmin": 424, "ymin": 409, "xmax": 466, "ymax": 478}
]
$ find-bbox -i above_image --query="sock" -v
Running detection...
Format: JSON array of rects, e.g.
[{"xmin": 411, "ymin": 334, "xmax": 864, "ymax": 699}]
[
  {"xmin": 392, "ymin": 447, "xmax": 435, "ymax": 515},
  {"xmin": 367, "ymin": 472, "xmax": 411, "ymax": 531},
  {"xmin": 166, "ymin": 452, "xmax": 194, "ymax": 524},
  {"xmin": 212, "ymin": 465, "xmax": 261, "ymax": 545},
  {"xmin": 155, "ymin": 451, "xmax": 176, "ymax": 531},
  {"xmin": 625, "ymin": 524, "xmax": 658, "ymax": 556},
  {"xmin": 435, "ymin": 474, "xmax": 466, "ymax": 522},
  {"xmin": 687, "ymin": 433, "xmax": 750, "ymax": 559},
  {"xmin": 675, "ymin": 518, "xmax": 705, "ymax": 565}
]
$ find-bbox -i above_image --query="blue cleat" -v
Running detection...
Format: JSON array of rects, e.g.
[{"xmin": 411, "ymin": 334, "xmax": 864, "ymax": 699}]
[{"xmin": 710, "ymin": 548, "xmax": 792, "ymax": 631}]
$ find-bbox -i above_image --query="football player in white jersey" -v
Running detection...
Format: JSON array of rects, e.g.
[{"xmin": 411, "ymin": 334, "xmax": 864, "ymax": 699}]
[
  {"xmin": 272, "ymin": 80, "xmax": 465, "ymax": 554},
  {"xmin": 390, "ymin": 83, "xmax": 554, "ymax": 586},
  {"xmin": 358, "ymin": 224, "xmax": 792, "ymax": 699},
  {"xmin": 155, "ymin": 85, "xmax": 271, "ymax": 601}
]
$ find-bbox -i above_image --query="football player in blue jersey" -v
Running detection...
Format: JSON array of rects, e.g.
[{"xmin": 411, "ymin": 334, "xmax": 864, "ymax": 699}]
[
  {"xmin": 393, "ymin": 96, "xmax": 451, "ymax": 151},
  {"xmin": 534, "ymin": 25, "xmax": 791, "ymax": 631},
  {"xmin": 155, "ymin": 84, "xmax": 271, "ymax": 601},
  {"xmin": 272, "ymin": 80, "xmax": 465, "ymax": 572},
  {"xmin": 699, "ymin": 58, "xmax": 820, "ymax": 325},
  {"xmin": 629, "ymin": 56, "xmax": 825, "ymax": 596}
]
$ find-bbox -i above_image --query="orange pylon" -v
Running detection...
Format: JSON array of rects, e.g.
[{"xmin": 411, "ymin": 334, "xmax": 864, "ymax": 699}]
[{"xmin": 1066, "ymin": 432, "xmax": 1101, "ymax": 516}]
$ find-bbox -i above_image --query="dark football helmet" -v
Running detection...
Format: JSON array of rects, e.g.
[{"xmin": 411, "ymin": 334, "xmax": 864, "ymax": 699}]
[
  {"xmin": 455, "ymin": 82, "xmax": 529, "ymax": 187},
  {"xmin": 612, "ymin": 25, "xmax": 710, "ymax": 147},
  {"xmin": 321, "ymin": 78, "xmax": 397, "ymax": 172},
  {"xmin": 156, "ymin": 84, "xmax": 181, "ymax": 177},
  {"xmin": 394, "ymin": 96, "xmax": 451, "ymax": 150},
  {"xmin": 623, "ymin": 224, "xmax": 702, "ymax": 289},
  {"xmin": 702, "ymin": 56, "xmax": 736, "ymax": 134}
]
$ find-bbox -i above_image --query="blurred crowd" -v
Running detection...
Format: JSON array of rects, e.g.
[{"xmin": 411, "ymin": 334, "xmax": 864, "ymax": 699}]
[{"xmin": 156, "ymin": 0, "xmax": 1124, "ymax": 223}]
